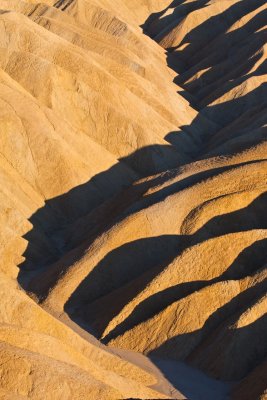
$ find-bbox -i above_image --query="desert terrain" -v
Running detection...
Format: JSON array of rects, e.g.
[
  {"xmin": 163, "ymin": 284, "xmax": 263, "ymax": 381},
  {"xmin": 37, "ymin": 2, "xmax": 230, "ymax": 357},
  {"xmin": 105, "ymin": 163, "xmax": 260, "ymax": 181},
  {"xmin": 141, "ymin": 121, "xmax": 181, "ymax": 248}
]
[{"xmin": 0, "ymin": 0, "xmax": 266, "ymax": 399}]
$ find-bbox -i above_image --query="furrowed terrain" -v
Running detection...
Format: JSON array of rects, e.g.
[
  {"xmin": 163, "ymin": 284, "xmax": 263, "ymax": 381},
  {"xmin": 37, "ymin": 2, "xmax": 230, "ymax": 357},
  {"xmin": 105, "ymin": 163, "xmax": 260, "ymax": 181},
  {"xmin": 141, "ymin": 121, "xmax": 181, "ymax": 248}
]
[{"xmin": 0, "ymin": 0, "xmax": 266, "ymax": 399}]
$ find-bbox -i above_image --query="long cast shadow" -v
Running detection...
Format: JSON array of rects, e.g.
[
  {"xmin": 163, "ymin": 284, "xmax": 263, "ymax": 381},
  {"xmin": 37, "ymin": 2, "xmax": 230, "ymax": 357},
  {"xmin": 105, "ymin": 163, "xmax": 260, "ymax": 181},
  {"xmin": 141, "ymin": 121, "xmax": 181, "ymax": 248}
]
[
  {"xmin": 20, "ymin": 0, "xmax": 267, "ymax": 288},
  {"xmin": 102, "ymin": 237, "xmax": 267, "ymax": 343},
  {"xmin": 16, "ymin": 3, "xmax": 267, "ymax": 383},
  {"xmin": 142, "ymin": 0, "xmax": 209, "ymax": 40},
  {"xmin": 175, "ymin": 9, "xmax": 267, "ymax": 91},
  {"xmin": 149, "ymin": 312, "xmax": 267, "ymax": 399},
  {"xmin": 148, "ymin": 280, "xmax": 267, "ymax": 381},
  {"xmin": 165, "ymin": 83, "xmax": 267, "ymax": 159},
  {"xmin": 18, "ymin": 143, "xmax": 184, "ymax": 285},
  {"xmin": 98, "ymin": 193, "xmax": 267, "ymax": 341},
  {"xmin": 161, "ymin": 0, "xmax": 266, "ymax": 65}
]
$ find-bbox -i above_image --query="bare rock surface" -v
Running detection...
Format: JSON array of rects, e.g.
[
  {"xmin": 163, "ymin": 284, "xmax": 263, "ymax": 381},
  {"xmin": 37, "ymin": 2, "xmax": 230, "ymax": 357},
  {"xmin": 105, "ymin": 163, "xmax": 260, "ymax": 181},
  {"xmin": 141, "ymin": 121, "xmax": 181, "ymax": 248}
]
[{"xmin": 0, "ymin": 1, "xmax": 266, "ymax": 399}]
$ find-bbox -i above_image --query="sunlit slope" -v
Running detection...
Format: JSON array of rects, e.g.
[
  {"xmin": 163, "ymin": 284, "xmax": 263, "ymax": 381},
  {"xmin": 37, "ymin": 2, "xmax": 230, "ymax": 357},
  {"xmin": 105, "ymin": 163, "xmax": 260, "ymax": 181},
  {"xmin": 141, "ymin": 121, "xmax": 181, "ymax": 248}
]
[{"xmin": 0, "ymin": 1, "xmax": 266, "ymax": 399}]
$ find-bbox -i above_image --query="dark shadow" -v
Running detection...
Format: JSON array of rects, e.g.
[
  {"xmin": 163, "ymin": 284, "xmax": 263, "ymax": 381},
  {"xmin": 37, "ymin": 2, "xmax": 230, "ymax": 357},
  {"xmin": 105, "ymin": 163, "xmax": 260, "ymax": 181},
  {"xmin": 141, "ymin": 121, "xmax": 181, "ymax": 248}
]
[
  {"xmin": 118, "ymin": 160, "xmax": 267, "ymax": 224},
  {"xmin": 142, "ymin": 0, "xmax": 267, "ymax": 150},
  {"xmin": 148, "ymin": 279, "xmax": 267, "ymax": 382},
  {"xmin": 150, "ymin": 357, "xmax": 231, "ymax": 400},
  {"xmin": 142, "ymin": 0, "xmax": 209, "ymax": 39},
  {"xmin": 18, "ymin": 149, "xmax": 267, "ymax": 294},
  {"xmin": 15, "ymin": 3, "xmax": 267, "ymax": 387},
  {"xmin": 102, "ymin": 279, "xmax": 207, "ymax": 343},
  {"xmin": 165, "ymin": 83, "xmax": 267, "ymax": 160},
  {"xmin": 231, "ymin": 359, "xmax": 267, "ymax": 400},
  {"xmin": 66, "ymin": 235, "xmax": 185, "ymax": 311},
  {"xmin": 54, "ymin": 0, "xmax": 74, "ymax": 11},
  {"xmin": 198, "ymin": 57, "xmax": 267, "ymax": 109},
  {"xmin": 200, "ymin": 83, "xmax": 267, "ymax": 128},
  {"xmin": 18, "ymin": 135, "xmax": 267, "ymax": 356},
  {"xmin": 110, "ymin": 237, "xmax": 267, "ymax": 339},
  {"xmin": 99, "ymin": 192, "xmax": 267, "ymax": 341},
  {"xmin": 188, "ymin": 313, "xmax": 267, "ymax": 381},
  {"xmin": 67, "ymin": 235, "xmax": 187, "ymax": 337},
  {"xmin": 204, "ymin": 103, "xmax": 267, "ymax": 154},
  {"xmin": 194, "ymin": 192, "xmax": 267, "ymax": 240},
  {"xmin": 174, "ymin": 9, "xmax": 267, "ymax": 89},
  {"xmin": 64, "ymin": 192, "xmax": 267, "ymax": 341},
  {"xmin": 19, "ymin": 1, "xmax": 267, "ymax": 290},
  {"xmin": 18, "ymin": 144, "xmax": 184, "ymax": 282},
  {"xmin": 164, "ymin": 0, "xmax": 266, "ymax": 64},
  {"xmin": 149, "ymin": 313, "xmax": 266, "ymax": 399}
]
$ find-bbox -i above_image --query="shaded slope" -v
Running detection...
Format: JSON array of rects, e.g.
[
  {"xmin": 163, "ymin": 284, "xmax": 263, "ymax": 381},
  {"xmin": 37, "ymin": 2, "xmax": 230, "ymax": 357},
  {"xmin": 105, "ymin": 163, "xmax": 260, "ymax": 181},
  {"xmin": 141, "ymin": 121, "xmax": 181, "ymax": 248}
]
[{"xmin": 0, "ymin": 1, "xmax": 266, "ymax": 399}]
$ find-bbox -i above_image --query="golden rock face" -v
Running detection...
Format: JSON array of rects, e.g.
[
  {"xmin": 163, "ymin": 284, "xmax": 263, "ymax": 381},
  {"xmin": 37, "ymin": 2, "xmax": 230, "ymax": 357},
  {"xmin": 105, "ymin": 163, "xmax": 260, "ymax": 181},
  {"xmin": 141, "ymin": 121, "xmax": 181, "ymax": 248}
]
[{"xmin": 0, "ymin": 1, "xmax": 266, "ymax": 399}]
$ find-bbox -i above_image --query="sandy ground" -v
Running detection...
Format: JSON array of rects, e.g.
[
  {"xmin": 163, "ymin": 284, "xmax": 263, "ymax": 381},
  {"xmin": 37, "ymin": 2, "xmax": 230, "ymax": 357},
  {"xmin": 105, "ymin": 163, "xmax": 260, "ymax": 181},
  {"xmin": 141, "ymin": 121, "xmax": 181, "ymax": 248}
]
[{"xmin": 59, "ymin": 311, "xmax": 231, "ymax": 400}]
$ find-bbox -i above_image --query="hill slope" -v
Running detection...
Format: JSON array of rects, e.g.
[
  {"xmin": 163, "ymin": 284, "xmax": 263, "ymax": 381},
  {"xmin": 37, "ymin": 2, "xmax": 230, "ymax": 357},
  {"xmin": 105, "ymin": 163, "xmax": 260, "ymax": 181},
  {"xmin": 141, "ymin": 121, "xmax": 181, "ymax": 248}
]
[{"xmin": 0, "ymin": 1, "xmax": 266, "ymax": 399}]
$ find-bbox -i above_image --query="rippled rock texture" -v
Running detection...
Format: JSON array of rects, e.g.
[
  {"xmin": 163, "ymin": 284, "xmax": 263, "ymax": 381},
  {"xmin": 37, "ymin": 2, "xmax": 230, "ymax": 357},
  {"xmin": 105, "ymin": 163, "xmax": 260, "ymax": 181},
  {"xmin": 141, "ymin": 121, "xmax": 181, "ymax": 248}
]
[{"xmin": 0, "ymin": 1, "xmax": 266, "ymax": 399}]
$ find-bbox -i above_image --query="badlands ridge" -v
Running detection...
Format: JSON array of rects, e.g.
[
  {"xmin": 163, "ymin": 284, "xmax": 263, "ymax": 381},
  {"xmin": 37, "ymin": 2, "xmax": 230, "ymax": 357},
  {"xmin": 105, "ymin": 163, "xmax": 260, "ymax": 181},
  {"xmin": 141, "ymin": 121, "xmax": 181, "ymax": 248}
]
[{"xmin": 0, "ymin": 0, "xmax": 266, "ymax": 399}]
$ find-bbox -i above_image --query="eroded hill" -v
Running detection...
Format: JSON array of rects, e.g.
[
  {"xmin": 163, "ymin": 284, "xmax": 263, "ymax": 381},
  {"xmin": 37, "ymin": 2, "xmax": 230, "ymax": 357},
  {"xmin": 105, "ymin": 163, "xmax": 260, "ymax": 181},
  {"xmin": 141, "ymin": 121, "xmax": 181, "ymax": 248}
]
[{"xmin": 0, "ymin": 1, "xmax": 266, "ymax": 399}]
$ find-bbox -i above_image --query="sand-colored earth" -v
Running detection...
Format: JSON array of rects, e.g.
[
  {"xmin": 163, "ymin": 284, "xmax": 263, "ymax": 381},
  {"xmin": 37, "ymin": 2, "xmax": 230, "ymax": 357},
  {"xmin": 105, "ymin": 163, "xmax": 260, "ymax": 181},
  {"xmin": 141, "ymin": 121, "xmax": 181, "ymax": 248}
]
[{"xmin": 0, "ymin": 0, "xmax": 266, "ymax": 399}]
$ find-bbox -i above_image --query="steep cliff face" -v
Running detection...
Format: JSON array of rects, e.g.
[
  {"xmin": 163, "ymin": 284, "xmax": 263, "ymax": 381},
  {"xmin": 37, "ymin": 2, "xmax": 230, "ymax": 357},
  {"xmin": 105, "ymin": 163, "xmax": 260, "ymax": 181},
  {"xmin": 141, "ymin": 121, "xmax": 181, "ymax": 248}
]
[{"xmin": 0, "ymin": 1, "xmax": 266, "ymax": 399}]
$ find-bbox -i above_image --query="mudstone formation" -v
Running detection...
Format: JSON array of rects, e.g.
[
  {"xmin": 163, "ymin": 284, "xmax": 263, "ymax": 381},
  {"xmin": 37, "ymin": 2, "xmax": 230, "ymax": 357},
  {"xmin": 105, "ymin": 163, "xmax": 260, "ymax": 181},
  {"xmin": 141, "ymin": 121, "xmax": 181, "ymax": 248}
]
[{"xmin": 0, "ymin": 0, "xmax": 266, "ymax": 399}]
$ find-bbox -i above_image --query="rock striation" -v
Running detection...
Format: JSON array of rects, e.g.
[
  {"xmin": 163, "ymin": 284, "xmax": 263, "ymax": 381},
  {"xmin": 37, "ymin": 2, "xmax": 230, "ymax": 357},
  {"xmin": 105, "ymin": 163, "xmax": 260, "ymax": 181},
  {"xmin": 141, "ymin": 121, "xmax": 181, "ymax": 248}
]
[{"xmin": 0, "ymin": 0, "xmax": 266, "ymax": 399}]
